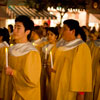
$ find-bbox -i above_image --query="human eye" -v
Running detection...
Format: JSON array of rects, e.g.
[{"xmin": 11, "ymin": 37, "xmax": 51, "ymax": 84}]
[
  {"xmin": 18, "ymin": 27, "xmax": 21, "ymax": 29},
  {"xmin": 51, "ymin": 33, "xmax": 54, "ymax": 36},
  {"xmin": 17, "ymin": 26, "xmax": 21, "ymax": 30}
]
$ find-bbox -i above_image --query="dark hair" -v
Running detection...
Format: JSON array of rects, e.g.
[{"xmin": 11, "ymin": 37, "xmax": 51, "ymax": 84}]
[
  {"xmin": 63, "ymin": 19, "xmax": 86, "ymax": 42},
  {"xmin": 47, "ymin": 27, "xmax": 59, "ymax": 39},
  {"xmin": 0, "ymin": 27, "xmax": 9, "ymax": 44},
  {"xmin": 91, "ymin": 26, "xmax": 96, "ymax": 33},
  {"xmin": 79, "ymin": 27, "xmax": 86, "ymax": 42},
  {"xmin": 32, "ymin": 26, "xmax": 43, "ymax": 38},
  {"xmin": 63, "ymin": 19, "xmax": 80, "ymax": 37},
  {"xmin": 8, "ymin": 24, "xmax": 13, "ymax": 33},
  {"xmin": 82, "ymin": 26, "xmax": 89, "ymax": 31},
  {"xmin": 15, "ymin": 15, "xmax": 34, "ymax": 40},
  {"xmin": 44, "ymin": 22, "xmax": 48, "ymax": 27}
]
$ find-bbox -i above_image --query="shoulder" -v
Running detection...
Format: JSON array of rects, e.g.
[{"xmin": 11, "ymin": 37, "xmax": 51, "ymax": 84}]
[
  {"xmin": 76, "ymin": 42, "xmax": 91, "ymax": 57},
  {"xmin": 28, "ymin": 50, "xmax": 40, "ymax": 55},
  {"xmin": 78, "ymin": 42, "xmax": 90, "ymax": 50},
  {"xmin": 25, "ymin": 51, "xmax": 41, "ymax": 61}
]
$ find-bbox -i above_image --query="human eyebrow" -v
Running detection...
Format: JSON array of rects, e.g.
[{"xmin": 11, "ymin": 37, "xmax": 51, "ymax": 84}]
[
  {"xmin": 16, "ymin": 25, "xmax": 22, "ymax": 28},
  {"xmin": 14, "ymin": 25, "xmax": 22, "ymax": 29}
]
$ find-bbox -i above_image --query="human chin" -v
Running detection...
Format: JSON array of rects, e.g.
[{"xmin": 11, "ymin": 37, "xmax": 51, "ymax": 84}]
[
  {"xmin": 48, "ymin": 39, "xmax": 52, "ymax": 42},
  {"xmin": 13, "ymin": 35, "xmax": 19, "ymax": 40}
]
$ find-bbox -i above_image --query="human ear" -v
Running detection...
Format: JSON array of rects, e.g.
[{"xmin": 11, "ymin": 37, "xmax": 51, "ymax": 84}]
[
  {"xmin": 55, "ymin": 36, "xmax": 58, "ymax": 39},
  {"xmin": 26, "ymin": 30, "xmax": 30, "ymax": 35},
  {"xmin": 72, "ymin": 29, "xmax": 75, "ymax": 36},
  {"xmin": 0, "ymin": 36, "xmax": 3, "ymax": 41}
]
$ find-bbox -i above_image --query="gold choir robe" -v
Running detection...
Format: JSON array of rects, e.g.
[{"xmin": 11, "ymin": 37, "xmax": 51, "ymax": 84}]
[
  {"xmin": 85, "ymin": 39, "xmax": 100, "ymax": 100},
  {"xmin": 31, "ymin": 39, "xmax": 48, "ymax": 52},
  {"xmin": 1, "ymin": 42, "xmax": 41, "ymax": 100},
  {"xmin": 41, "ymin": 43, "xmax": 57, "ymax": 100},
  {"xmin": 0, "ymin": 41, "xmax": 9, "ymax": 98},
  {"xmin": 0, "ymin": 42, "xmax": 9, "ymax": 72},
  {"xmin": 0, "ymin": 48, "xmax": 5, "ymax": 78},
  {"xmin": 51, "ymin": 39, "xmax": 92, "ymax": 100}
]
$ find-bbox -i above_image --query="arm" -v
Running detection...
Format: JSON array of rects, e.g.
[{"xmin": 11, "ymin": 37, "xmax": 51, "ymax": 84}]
[
  {"xmin": 70, "ymin": 43, "xmax": 92, "ymax": 92},
  {"xmin": 6, "ymin": 51, "xmax": 41, "ymax": 88}
]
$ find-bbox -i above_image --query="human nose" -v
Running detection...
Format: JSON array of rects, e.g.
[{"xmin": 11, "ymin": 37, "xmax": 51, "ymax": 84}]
[{"xmin": 13, "ymin": 27, "xmax": 17, "ymax": 33}]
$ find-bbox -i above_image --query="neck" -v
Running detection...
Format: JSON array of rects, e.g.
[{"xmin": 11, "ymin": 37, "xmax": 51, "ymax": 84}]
[
  {"xmin": 15, "ymin": 38, "xmax": 28, "ymax": 43},
  {"xmin": 64, "ymin": 37, "xmax": 76, "ymax": 42},
  {"xmin": 34, "ymin": 37, "xmax": 40, "ymax": 40},
  {"xmin": 50, "ymin": 41, "xmax": 56, "ymax": 44},
  {"xmin": 0, "ymin": 40, "xmax": 3, "ymax": 43}
]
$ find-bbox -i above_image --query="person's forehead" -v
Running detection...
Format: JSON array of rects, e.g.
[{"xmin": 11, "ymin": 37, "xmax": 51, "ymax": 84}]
[
  {"xmin": 15, "ymin": 22, "xmax": 24, "ymax": 27},
  {"xmin": 47, "ymin": 31, "xmax": 54, "ymax": 35},
  {"xmin": 63, "ymin": 24, "xmax": 68, "ymax": 27},
  {"xmin": 63, "ymin": 24, "xmax": 69, "ymax": 29}
]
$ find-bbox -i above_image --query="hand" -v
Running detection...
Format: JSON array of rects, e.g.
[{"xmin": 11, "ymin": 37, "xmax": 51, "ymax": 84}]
[
  {"xmin": 51, "ymin": 68, "xmax": 56, "ymax": 73},
  {"xmin": 46, "ymin": 65, "xmax": 56, "ymax": 77},
  {"xmin": 43, "ymin": 59, "xmax": 48, "ymax": 68},
  {"xmin": 6, "ymin": 66, "xmax": 13, "ymax": 76}
]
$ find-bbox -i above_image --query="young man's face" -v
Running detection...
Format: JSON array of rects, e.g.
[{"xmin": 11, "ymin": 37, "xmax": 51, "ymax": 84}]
[
  {"xmin": 62, "ymin": 24, "xmax": 75, "ymax": 41},
  {"xmin": 13, "ymin": 22, "xmax": 29, "ymax": 42}
]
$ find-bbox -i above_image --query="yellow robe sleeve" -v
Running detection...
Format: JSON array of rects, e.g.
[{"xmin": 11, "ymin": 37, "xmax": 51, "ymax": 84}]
[
  {"xmin": 12, "ymin": 51, "xmax": 41, "ymax": 100},
  {"xmin": 0, "ymin": 47, "xmax": 6, "ymax": 71},
  {"xmin": 87, "ymin": 40, "xmax": 94, "ymax": 55},
  {"xmin": 70, "ymin": 43, "xmax": 92, "ymax": 92},
  {"xmin": 0, "ymin": 47, "xmax": 6, "ymax": 97},
  {"xmin": 0, "ymin": 47, "xmax": 13, "ymax": 100}
]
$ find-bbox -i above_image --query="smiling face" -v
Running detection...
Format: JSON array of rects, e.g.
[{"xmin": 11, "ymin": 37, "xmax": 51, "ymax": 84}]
[
  {"xmin": 47, "ymin": 31, "xmax": 57, "ymax": 44},
  {"xmin": 62, "ymin": 24, "xmax": 76, "ymax": 42},
  {"xmin": 13, "ymin": 22, "xmax": 30, "ymax": 43}
]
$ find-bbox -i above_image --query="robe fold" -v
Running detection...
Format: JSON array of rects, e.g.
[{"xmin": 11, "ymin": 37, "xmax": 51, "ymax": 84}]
[
  {"xmin": 85, "ymin": 39, "xmax": 100, "ymax": 100},
  {"xmin": 0, "ymin": 42, "xmax": 41, "ymax": 100},
  {"xmin": 51, "ymin": 39, "xmax": 92, "ymax": 100}
]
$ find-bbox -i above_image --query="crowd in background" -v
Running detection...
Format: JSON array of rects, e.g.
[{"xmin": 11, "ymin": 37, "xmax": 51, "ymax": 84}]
[
  {"xmin": 0, "ymin": 15, "xmax": 100, "ymax": 100},
  {"xmin": 0, "ymin": 21, "xmax": 100, "ymax": 45}
]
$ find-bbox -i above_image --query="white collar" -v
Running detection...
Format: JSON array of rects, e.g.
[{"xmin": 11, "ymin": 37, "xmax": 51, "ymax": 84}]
[
  {"xmin": 9, "ymin": 42, "xmax": 38, "ymax": 57},
  {"xmin": 94, "ymin": 39, "xmax": 100, "ymax": 47},
  {"xmin": 58, "ymin": 39, "xmax": 84, "ymax": 51},
  {"xmin": 0, "ymin": 41, "xmax": 9, "ymax": 48},
  {"xmin": 56, "ymin": 38, "xmax": 67, "ymax": 47},
  {"xmin": 41, "ymin": 37, "xmax": 47, "ymax": 42},
  {"xmin": 31, "ymin": 39, "xmax": 42, "ymax": 46},
  {"xmin": 42, "ymin": 43, "xmax": 55, "ymax": 54}
]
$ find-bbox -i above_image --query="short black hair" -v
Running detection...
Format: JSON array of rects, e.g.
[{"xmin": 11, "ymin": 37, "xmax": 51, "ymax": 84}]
[
  {"xmin": 44, "ymin": 22, "xmax": 48, "ymax": 27},
  {"xmin": 79, "ymin": 27, "xmax": 86, "ymax": 42},
  {"xmin": 0, "ymin": 27, "xmax": 9, "ymax": 44},
  {"xmin": 63, "ymin": 19, "xmax": 80, "ymax": 37},
  {"xmin": 15, "ymin": 15, "xmax": 34, "ymax": 40},
  {"xmin": 8, "ymin": 24, "xmax": 13, "ymax": 33},
  {"xmin": 63, "ymin": 19, "xmax": 86, "ymax": 42},
  {"xmin": 47, "ymin": 27, "xmax": 59, "ymax": 39},
  {"xmin": 32, "ymin": 26, "xmax": 43, "ymax": 38}
]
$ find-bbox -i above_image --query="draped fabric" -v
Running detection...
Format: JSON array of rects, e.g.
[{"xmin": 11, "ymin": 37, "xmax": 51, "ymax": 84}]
[
  {"xmin": 85, "ymin": 40, "xmax": 100, "ymax": 100},
  {"xmin": 0, "ymin": 43, "xmax": 41, "ymax": 100},
  {"xmin": 51, "ymin": 42, "xmax": 92, "ymax": 100}
]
